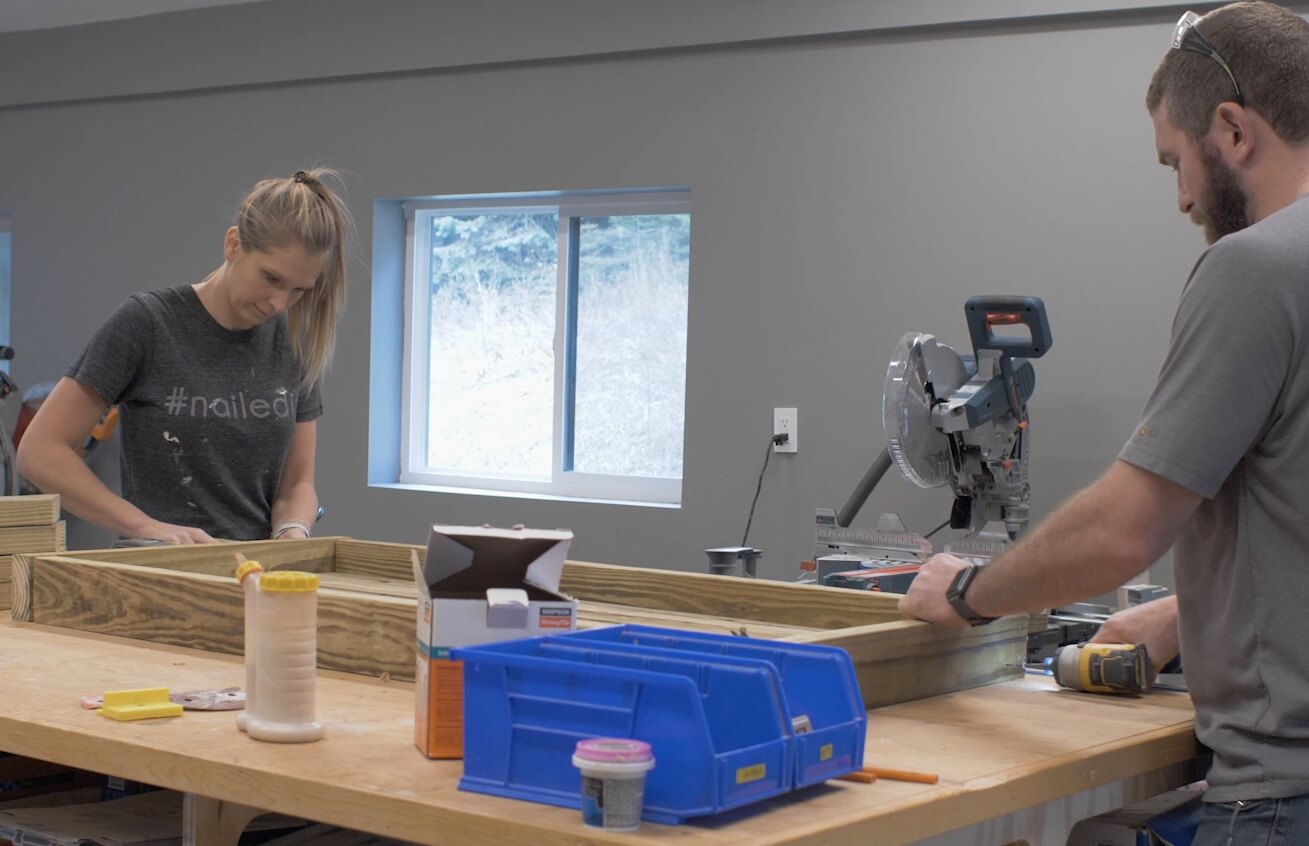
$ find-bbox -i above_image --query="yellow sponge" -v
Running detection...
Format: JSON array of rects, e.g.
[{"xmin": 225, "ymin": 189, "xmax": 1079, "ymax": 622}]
[{"xmin": 97, "ymin": 688, "xmax": 184, "ymax": 721}]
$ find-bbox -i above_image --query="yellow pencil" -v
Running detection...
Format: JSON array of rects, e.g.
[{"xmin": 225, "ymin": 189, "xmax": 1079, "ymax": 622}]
[{"xmin": 860, "ymin": 766, "xmax": 939, "ymax": 784}]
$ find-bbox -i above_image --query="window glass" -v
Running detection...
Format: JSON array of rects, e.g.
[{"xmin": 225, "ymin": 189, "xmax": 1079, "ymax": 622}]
[
  {"xmin": 573, "ymin": 214, "xmax": 689, "ymax": 477},
  {"xmin": 424, "ymin": 213, "xmax": 558, "ymax": 476}
]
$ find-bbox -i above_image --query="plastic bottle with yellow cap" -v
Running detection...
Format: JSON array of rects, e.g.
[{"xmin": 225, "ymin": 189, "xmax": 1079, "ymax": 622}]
[{"xmin": 235, "ymin": 561, "xmax": 324, "ymax": 743}]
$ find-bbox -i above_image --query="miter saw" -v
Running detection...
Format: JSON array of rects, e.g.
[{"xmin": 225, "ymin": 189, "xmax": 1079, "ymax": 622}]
[{"xmin": 807, "ymin": 296, "xmax": 1052, "ymax": 590}]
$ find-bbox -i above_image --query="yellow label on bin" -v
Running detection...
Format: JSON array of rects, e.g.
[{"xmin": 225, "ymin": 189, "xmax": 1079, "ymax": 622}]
[
  {"xmin": 820, "ymin": 744, "xmax": 834, "ymax": 761},
  {"xmin": 736, "ymin": 763, "xmax": 767, "ymax": 785}
]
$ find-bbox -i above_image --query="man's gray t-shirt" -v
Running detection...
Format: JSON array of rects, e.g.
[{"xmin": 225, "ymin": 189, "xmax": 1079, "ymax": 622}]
[
  {"xmin": 1119, "ymin": 194, "xmax": 1309, "ymax": 802},
  {"xmin": 68, "ymin": 284, "xmax": 321, "ymax": 540}
]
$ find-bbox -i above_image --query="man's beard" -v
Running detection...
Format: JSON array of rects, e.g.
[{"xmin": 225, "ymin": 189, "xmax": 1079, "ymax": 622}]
[{"xmin": 1194, "ymin": 141, "xmax": 1250, "ymax": 245}]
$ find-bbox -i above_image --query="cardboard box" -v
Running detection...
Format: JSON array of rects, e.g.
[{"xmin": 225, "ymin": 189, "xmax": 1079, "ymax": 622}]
[{"xmin": 413, "ymin": 525, "xmax": 576, "ymax": 759}]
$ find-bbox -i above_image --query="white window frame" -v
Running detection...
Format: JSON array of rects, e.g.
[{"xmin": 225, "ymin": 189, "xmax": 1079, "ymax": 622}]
[{"xmin": 400, "ymin": 191, "xmax": 689, "ymax": 505}]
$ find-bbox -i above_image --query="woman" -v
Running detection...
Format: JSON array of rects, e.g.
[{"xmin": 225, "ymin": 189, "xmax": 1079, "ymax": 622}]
[{"xmin": 17, "ymin": 169, "xmax": 350, "ymax": 543}]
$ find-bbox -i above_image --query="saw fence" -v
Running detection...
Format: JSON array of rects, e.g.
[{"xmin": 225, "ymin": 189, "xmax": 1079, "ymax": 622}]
[{"xmin": 9, "ymin": 538, "xmax": 1026, "ymax": 709}]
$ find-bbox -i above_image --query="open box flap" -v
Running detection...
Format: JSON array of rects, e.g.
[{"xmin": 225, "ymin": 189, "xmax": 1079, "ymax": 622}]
[{"xmin": 419, "ymin": 524, "xmax": 573, "ymax": 599}]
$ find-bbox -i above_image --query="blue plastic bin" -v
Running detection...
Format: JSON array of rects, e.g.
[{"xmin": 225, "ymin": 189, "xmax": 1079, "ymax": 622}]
[
  {"xmin": 452, "ymin": 625, "xmax": 866, "ymax": 824},
  {"xmin": 556, "ymin": 628, "xmax": 866, "ymax": 788}
]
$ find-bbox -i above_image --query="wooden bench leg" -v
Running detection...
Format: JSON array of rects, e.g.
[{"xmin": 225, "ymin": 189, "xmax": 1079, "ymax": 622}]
[{"xmin": 182, "ymin": 794, "xmax": 263, "ymax": 846}]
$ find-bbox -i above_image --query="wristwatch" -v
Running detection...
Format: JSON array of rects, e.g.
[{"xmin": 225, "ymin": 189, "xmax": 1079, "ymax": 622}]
[{"xmin": 945, "ymin": 564, "xmax": 997, "ymax": 627}]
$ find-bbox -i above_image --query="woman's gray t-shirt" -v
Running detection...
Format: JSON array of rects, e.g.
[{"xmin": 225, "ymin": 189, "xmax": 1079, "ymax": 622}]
[{"xmin": 67, "ymin": 284, "xmax": 322, "ymax": 540}]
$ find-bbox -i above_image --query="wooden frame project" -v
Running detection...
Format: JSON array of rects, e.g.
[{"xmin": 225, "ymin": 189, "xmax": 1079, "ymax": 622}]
[
  {"xmin": 11, "ymin": 538, "xmax": 1026, "ymax": 709},
  {"xmin": 0, "ymin": 494, "xmax": 65, "ymax": 612}
]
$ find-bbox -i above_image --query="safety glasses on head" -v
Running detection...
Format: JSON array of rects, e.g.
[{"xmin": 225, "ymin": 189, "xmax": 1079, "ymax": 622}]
[{"xmin": 1172, "ymin": 10, "xmax": 1244, "ymax": 105}]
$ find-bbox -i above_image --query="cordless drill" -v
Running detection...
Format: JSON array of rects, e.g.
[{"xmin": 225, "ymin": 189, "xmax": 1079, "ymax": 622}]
[{"xmin": 1048, "ymin": 642, "xmax": 1152, "ymax": 695}]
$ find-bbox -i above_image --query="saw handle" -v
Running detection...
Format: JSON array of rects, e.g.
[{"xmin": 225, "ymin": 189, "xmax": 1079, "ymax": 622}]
[{"xmin": 965, "ymin": 296, "xmax": 1052, "ymax": 360}]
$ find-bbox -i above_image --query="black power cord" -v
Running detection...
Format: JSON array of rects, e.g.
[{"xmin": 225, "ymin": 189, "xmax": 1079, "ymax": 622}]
[
  {"xmin": 741, "ymin": 433, "xmax": 789, "ymax": 547},
  {"xmin": 924, "ymin": 518, "xmax": 952, "ymax": 540}
]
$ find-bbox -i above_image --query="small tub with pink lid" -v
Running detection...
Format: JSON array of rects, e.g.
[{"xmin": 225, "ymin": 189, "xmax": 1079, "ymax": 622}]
[{"xmin": 572, "ymin": 738, "xmax": 656, "ymax": 831}]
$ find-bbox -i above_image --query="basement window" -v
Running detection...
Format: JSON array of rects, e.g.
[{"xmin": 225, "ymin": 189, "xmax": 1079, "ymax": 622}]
[{"xmin": 398, "ymin": 191, "xmax": 690, "ymax": 505}]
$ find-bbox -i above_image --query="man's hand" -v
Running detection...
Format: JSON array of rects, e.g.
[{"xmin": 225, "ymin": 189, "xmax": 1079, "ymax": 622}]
[
  {"xmin": 899, "ymin": 553, "xmax": 973, "ymax": 627},
  {"xmin": 1089, "ymin": 595, "xmax": 1180, "ymax": 673},
  {"xmin": 128, "ymin": 519, "xmax": 217, "ymax": 545}
]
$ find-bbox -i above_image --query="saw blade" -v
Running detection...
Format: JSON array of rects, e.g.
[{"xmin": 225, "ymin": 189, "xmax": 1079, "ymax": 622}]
[{"xmin": 883, "ymin": 332, "xmax": 967, "ymax": 488}]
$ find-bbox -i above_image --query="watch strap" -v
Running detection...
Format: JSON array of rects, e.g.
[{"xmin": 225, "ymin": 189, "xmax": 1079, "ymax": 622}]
[{"xmin": 946, "ymin": 564, "xmax": 997, "ymax": 627}]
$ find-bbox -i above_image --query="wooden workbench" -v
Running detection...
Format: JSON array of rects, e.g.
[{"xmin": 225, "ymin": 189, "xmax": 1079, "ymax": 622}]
[{"xmin": 0, "ymin": 619, "xmax": 1204, "ymax": 845}]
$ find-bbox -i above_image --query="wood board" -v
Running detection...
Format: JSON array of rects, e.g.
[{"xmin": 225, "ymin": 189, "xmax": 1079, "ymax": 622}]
[
  {"xmin": 0, "ymin": 494, "xmax": 59, "ymax": 528},
  {"xmin": 0, "ymin": 522, "xmax": 64, "ymax": 554},
  {"xmin": 19, "ymin": 556, "xmax": 411, "ymax": 679},
  {"xmin": 0, "ymin": 512, "xmax": 64, "ymax": 611},
  {"xmin": 11, "ymin": 538, "xmax": 1027, "ymax": 707}
]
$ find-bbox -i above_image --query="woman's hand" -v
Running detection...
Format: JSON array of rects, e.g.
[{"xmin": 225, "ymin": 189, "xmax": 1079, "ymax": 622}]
[{"xmin": 127, "ymin": 519, "xmax": 217, "ymax": 545}]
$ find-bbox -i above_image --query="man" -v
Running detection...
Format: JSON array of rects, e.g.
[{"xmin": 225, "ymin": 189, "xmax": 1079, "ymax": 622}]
[{"xmin": 900, "ymin": 3, "xmax": 1309, "ymax": 842}]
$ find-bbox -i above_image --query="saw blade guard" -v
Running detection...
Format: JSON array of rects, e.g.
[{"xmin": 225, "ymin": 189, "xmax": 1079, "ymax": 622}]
[{"xmin": 882, "ymin": 332, "xmax": 967, "ymax": 489}]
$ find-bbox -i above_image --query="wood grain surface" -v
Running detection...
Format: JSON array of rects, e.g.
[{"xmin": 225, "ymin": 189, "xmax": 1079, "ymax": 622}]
[
  {"xmin": 10, "ymin": 553, "xmax": 31, "ymax": 621},
  {"xmin": 559, "ymin": 560, "xmax": 905, "ymax": 628},
  {"xmin": 24, "ymin": 556, "xmax": 413, "ymax": 680},
  {"xmin": 575, "ymin": 600, "xmax": 815, "ymax": 638},
  {"xmin": 789, "ymin": 617, "xmax": 1029, "ymax": 709},
  {"xmin": 38, "ymin": 538, "xmax": 339, "ymax": 575},
  {"xmin": 0, "ymin": 620, "xmax": 1202, "ymax": 846},
  {"xmin": 11, "ymin": 540, "xmax": 1028, "ymax": 708},
  {"xmin": 335, "ymin": 539, "xmax": 416, "ymax": 579},
  {"xmin": 0, "ymin": 522, "xmax": 64, "ymax": 554},
  {"xmin": 316, "ymin": 571, "xmax": 414, "ymax": 598},
  {"xmin": 338, "ymin": 541, "xmax": 908, "ymax": 629},
  {"xmin": 0, "ymin": 494, "xmax": 59, "ymax": 528}
]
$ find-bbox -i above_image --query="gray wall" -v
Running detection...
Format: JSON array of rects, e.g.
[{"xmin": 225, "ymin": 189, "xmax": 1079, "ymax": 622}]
[{"xmin": 0, "ymin": 0, "xmax": 1262, "ymax": 588}]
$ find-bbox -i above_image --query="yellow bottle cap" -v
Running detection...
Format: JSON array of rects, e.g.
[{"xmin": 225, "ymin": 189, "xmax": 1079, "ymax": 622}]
[
  {"xmin": 235, "ymin": 560, "xmax": 265, "ymax": 583},
  {"xmin": 259, "ymin": 571, "xmax": 320, "ymax": 593}
]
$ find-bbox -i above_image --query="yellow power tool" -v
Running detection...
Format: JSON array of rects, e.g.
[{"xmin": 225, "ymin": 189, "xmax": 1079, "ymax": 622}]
[{"xmin": 1048, "ymin": 642, "xmax": 1152, "ymax": 695}]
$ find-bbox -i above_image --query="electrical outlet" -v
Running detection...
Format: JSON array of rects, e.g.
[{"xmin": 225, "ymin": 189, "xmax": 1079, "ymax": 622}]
[{"xmin": 773, "ymin": 407, "xmax": 797, "ymax": 453}]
